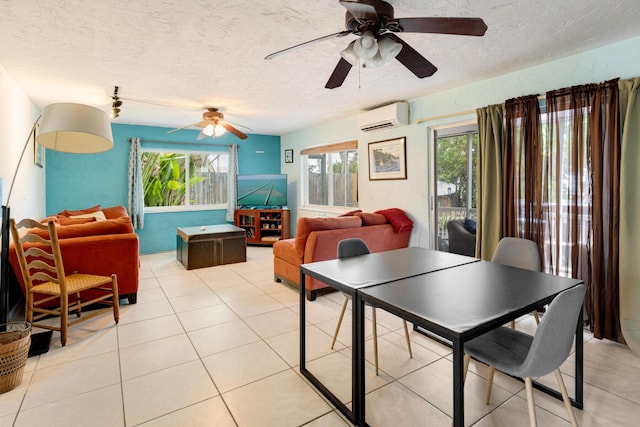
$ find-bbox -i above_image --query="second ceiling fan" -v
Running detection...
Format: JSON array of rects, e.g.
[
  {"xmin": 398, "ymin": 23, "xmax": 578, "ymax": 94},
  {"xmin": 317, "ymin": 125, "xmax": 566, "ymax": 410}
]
[
  {"xmin": 168, "ymin": 108, "xmax": 248, "ymax": 140},
  {"xmin": 265, "ymin": 0, "xmax": 488, "ymax": 89}
]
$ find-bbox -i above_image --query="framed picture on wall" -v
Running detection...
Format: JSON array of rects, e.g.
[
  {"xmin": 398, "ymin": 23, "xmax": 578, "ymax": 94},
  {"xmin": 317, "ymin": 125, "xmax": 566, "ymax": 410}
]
[
  {"xmin": 368, "ymin": 137, "xmax": 406, "ymax": 180},
  {"xmin": 284, "ymin": 149, "xmax": 293, "ymax": 163}
]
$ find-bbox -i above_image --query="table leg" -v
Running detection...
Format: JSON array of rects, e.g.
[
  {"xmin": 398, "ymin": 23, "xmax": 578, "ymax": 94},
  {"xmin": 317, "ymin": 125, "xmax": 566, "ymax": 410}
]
[
  {"xmin": 353, "ymin": 293, "xmax": 366, "ymax": 426},
  {"xmin": 452, "ymin": 338, "xmax": 464, "ymax": 427},
  {"xmin": 300, "ymin": 273, "xmax": 306, "ymax": 372}
]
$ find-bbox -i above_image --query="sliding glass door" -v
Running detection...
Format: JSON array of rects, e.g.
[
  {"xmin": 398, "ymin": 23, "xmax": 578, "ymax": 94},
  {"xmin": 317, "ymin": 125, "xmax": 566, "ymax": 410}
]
[{"xmin": 432, "ymin": 124, "xmax": 478, "ymax": 251}]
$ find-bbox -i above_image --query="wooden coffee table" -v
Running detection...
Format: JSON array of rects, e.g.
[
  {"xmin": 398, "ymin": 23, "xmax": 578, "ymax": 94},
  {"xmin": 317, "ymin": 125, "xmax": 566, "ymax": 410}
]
[{"xmin": 176, "ymin": 224, "xmax": 246, "ymax": 270}]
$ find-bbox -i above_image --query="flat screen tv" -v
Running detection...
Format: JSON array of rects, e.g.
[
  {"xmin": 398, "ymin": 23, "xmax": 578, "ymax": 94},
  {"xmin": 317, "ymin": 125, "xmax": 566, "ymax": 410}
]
[{"xmin": 237, "ymin": 174, "xmax": 287, "ymax": 208}]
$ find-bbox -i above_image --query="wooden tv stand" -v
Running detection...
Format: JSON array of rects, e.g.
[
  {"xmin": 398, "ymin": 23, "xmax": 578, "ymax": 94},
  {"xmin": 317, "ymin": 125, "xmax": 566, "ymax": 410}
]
[{"xmin": 234, "ymin": 208, "xmax": 290, "ymax": 246}]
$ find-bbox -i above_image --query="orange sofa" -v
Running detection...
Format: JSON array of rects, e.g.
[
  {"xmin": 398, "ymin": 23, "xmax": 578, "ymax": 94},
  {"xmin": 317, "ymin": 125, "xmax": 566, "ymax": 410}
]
[
  {"xmin": 9, "ymin": 205, "xmax": 140, "ymax": 304},
  {"xmin": 273, "ymin": 210, "xmax": 412, "ymax": 300}
]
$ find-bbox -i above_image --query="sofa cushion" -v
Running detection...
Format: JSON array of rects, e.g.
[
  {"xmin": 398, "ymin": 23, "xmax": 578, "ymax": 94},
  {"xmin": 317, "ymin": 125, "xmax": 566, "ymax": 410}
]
[
  {"xmin": 295, "ymin": 216, "xmax": 362, "ymax": 258},
  {"xmin": 102, "ymin": 205, "xmax": 129, "ymax": 219},
  {"xmin": 30, "ymin": 216, "xmax": 134, "ymax": 239},
  {"xmin": 464, "ymin": 218, "xmax": 477, "ymax": 234},
  {"xmin": 355, "ymin": 212, "xmax": 388, "ymax": 226},
  {"xmin": 70, "ymin": 210, "xmax": 107, "ymax": 221},
  {"xmin": 58, "ymin": 217, "xmax": 97, "ymax": 226},
  {"xmin": 59, "ymin": 204, "xmax": 102, "ymax": 217},
  {"xmin": 338, "ymin": 209, "xmax": 362, "ymax": 217}
]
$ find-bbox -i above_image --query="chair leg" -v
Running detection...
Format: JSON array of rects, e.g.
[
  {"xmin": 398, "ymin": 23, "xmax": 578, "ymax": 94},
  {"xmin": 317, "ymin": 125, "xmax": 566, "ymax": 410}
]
[
  {"xmin": 60, "ymin": 294, "xmax": 69, "ymax": 347},
  {"xmin": 510, "ymin": 320, "xmax": 516, "ymax": 329},
  {"xmin": 463, "ymin": 354, "xmax": 471, "ymax": 382},
  {"xmin": 372, "ymin": 308, "xmax": 379, "ymax": 376},
  {"xmin": 554, "ymin": 369, "xmax": 578, "ymax": 427},
  {"xmin": 331, "ymin": 297, "xmax": 349, "ymax": 349},
  {"xmin": 485, "ymin": 366, "xmax": 495, "ymax": 404},
  {"xmin": 26, "ymin": 292, "xmax": 34, "ymax": 324},
  {"xmin": 533, "ymin": 310, "xmax": 540, "ymax": 325},
  {"xmin": 112, "ymin": 274, "xmax": 120, "ymax": 324},
  {"xmin": 524, "ymin": 377, "xmax": 538, "ymax": 427},
  {"xmin": 402, "ymin": 319, "xmax": 413, "ymax": 358}
]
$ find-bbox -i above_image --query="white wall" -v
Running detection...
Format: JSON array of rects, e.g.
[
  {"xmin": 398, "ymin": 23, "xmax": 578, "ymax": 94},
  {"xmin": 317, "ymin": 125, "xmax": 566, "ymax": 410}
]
[
  {"xmin": 0, "ymin": 64, "xmax": 45, "ymax": 220},
  {"xmin": 281, "ymin": 35, "xmax": 640, "ymax": 248}
]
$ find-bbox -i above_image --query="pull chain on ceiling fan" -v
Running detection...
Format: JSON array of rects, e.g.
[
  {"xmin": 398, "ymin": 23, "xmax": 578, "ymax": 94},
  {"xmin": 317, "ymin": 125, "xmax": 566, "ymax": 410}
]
[{"xmin": 265, "ymin": 0, "xmax": 488, "ymax": 89}]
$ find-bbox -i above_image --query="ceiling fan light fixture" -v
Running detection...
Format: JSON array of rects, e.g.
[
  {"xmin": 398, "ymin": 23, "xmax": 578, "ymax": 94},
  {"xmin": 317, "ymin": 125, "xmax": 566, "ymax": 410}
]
[
  {"xmin": 339, "ymin": 40, "xmax": 359, "ymax": 66},
  {"xmin": 353, "ymin": 31, "xmax": 378, "ymax": 59},
  {"xmin": 378, "ymin": 35, "xmax": 402, "ymax": 61},
  {"xmin": 202, "ymin": 123, "xmax": 226, "ymax": 137},
  {"xmin": 362, "ymin": 52, "xmax": 385, "ymax": 68}
]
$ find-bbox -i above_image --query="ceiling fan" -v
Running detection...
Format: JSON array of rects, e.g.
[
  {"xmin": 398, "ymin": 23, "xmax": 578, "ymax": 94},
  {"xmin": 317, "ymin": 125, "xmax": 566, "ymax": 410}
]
[
  {"xmin": 168, "ymin": 108, "xmax": 248, "ymax": 140},
  {"xmin": 265, "ymin": 0, "xmax": 488, "ymax": 89}
]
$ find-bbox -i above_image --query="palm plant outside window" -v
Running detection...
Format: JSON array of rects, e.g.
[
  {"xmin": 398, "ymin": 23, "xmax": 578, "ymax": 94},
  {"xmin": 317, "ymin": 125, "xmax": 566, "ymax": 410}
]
[{"xmin": 142, "ymin": 151, "xmax": 228, "ymax": 209}]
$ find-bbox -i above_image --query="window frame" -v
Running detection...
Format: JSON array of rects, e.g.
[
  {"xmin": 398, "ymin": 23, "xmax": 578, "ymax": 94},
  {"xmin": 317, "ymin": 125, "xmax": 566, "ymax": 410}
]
[
  {"xmin": 141, "ymin": 147, "xmax": 229, "ymax": 213},
  {"xmin": 301, "ymin": 141, "xmax": 359, "ymax": 211}
]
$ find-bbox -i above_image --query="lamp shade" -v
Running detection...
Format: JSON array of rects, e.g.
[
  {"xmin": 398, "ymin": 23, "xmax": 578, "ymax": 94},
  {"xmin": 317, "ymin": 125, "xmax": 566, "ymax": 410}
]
[
  {"xmin": 202, "ymin": 123, "xmax": 227, "ymax": 137},
  {"xmin": 339, "ymin": 41, "xmax": 360, "ymax": 66},
  {"xmin": 353, "ymin": 32, "xmax": 378, "ymax": 59},
  {"xmin": 37, "ymin": 103, "xmax": 114, "ymax": 153},
  {"xmin": 378, "ymin": 35, "xmax": 402, "ymax": 61}
]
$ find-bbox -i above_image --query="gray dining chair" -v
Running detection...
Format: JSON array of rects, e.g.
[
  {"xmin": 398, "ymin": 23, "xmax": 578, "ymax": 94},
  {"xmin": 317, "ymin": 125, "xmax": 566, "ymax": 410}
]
[
  {"xmin": 463, "ymin": 284, "xmax": 585, "ymax": 427},
  {"xmin": 492, "ymin": 237, "xmax": 542, "ymax": 327},
  {"xmin": 330, "ymin": 238, "xmax": 412, "ymax": 375},
  {"xmin": 485, "ymin": 237, "xmax": 543, "ymax": 402}
]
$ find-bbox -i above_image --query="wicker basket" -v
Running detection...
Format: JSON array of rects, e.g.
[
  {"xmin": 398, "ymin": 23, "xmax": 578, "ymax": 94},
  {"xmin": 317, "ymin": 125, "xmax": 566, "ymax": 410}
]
[{"xmin": 0, "ymin": 322, "xmax": 31, "ymax": 394}]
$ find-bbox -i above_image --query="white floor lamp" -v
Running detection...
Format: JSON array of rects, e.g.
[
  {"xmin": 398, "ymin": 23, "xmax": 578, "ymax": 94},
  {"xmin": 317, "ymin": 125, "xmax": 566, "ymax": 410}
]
[{"xmin": 1, "ymin": 103, "xmax": 114, "ymax": 353}]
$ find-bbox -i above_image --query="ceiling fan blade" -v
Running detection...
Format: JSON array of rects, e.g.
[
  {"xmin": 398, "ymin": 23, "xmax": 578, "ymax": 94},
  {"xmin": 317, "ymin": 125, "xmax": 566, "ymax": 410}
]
[
  {"xmin": 265, "ymin": 30, "xmax": 352, "ymax": 60},
  {"xmin": 167, "ymin": 122, "xmax": 199, "ymax": 134},
  {"xmin": 325, "ymin": 57, "xmax": 353, "ymax": 89},
  {"xmin": 194, "ymin": 119, "xmax": 210, "ymax": 128},
  {"xmin": 386, "ymin": 33, "xmax": 437, "ymax": 78},
  {"xmin": 221, "ymin": 122, "xmax": 248, "ymax": 140},
  {"xmin": 339, "ymin": 0, "xmax": 378, "ymax": 21},
  {"xmin": 394, "ymin": 17, "xmax": 487, "ymax": 36}
]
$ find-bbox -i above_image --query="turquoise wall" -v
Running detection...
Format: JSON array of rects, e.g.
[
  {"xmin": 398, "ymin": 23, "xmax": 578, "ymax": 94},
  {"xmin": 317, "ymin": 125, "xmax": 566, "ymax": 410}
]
[{"xmin": 46, "ymin": 123, "xmax": 281, "ymax": 253}]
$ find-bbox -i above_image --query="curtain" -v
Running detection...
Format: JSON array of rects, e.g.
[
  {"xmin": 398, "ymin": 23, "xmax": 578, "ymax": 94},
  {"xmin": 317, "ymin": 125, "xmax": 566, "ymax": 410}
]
[
  {"xmin": 545, "ymin": 81, "xmax": 621, "ymax": 342},
  {"xmin": 503, "ymin": 95, "xmax": 543, "ymax": 243},
  {"xmin": 127, "ymin": 137, "xmax": 144, "ymax": 229},
  {"xmin": 619, "ymin": 77, "xmax": 640, "ymax": 354},
  {"xmin": 475, "ymin": 104, "xmax": 505, "ymax": 260},
  {"xmin": 226, "ymin": 144, "xmax": 238, "ymax": 222}
]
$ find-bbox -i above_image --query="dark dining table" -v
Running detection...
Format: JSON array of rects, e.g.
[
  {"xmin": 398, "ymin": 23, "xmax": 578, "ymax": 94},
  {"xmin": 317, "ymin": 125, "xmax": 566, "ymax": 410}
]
[
  {"xmin": 299, "ymin": 247, "xmax": 480, "ymax": 425},
  {"xmin": 300, "ymin": 247, "xmax": 584, "ymax": 427}
]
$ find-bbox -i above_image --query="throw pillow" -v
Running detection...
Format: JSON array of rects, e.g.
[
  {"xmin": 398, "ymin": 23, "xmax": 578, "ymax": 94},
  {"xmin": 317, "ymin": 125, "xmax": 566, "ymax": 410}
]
[
  {"xmin": 338, "ymin": 209, "xmax": 362, "ymax": 217},
  {"xmin": 355, "ymin": 212, "xmax": 388, "ymax": 226},
  {"xmin": 464, "ymin": 218, "xmax": 477, "ymax": 234},
  {"xmin": 70, "ymin": 210, "xmax": 107, "ymax": 221},
  {"xmin": 60, "ymin": 204, "xmax": 102, "ymax": 217}
]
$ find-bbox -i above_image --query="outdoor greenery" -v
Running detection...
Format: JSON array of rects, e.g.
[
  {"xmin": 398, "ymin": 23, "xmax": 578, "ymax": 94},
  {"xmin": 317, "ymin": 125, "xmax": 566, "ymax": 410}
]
[
  {"xmin": 142, "ymin": 152, "xmax": 206, "ymax": 207},
  {"xmin": 436, "ymin": 133, "xmax": 478, "ymax": 209}
]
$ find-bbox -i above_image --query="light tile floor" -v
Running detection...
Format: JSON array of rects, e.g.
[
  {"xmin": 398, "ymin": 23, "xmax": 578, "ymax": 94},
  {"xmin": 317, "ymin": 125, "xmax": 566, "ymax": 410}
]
[{"xmin": 2, "ymin": 246, "xmax": 640, "ymax": 426}]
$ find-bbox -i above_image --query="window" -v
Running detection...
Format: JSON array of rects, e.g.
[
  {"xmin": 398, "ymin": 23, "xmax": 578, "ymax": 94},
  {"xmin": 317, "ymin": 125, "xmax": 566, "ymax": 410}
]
[
  {"xmin": 301, "ymin": 140, "xmax": 358, "ymax": 209},
  {"xmin": 432, "ymin": 124, "xmax": 478, "ymax": 251},
  {"xmin": 142, "ymin": 150, "xmax": 228, "ymax": 211}
]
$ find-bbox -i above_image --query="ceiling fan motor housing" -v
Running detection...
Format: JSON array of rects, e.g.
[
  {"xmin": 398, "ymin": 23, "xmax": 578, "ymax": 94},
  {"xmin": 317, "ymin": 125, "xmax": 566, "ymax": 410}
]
[
  {"xmin": 203, "ymin": 108, "xmax": 223, "ymax": 122},
  {"xmin": 345, "ymin": 0, "xmax": 394, "ymax": 35}
]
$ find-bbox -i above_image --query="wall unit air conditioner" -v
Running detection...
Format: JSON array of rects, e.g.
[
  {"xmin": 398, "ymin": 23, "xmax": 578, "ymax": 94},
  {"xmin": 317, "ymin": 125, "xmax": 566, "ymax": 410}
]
[{"xmin": 358, "ymin": 102, "xmax": 409, "ymax": 132}]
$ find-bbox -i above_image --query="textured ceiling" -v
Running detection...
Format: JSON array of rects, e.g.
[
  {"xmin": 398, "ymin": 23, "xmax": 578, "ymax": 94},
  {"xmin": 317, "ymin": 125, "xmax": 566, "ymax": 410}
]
[{"xmin": 1, "ymin": 0, "xmax": 640, "ymax": 136}]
